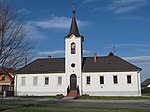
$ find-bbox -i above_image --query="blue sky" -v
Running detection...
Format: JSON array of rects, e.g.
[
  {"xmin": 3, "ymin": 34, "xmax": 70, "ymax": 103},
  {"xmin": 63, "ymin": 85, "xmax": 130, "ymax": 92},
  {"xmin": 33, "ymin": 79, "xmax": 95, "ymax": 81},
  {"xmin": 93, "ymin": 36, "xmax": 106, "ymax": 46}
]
[{"xmin": 13, "ymin": 0, "xmax": 150, "ymax": 81}]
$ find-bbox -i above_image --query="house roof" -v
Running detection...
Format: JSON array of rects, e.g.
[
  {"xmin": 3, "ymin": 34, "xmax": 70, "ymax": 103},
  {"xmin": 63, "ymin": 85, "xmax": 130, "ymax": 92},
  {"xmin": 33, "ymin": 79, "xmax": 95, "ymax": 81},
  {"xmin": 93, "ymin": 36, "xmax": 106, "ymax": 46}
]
[
  {"xmin": 16, "ymin": 58, "xmax": 65, "ymax": 74},
  {"xmin": 141, "ymin": 78, "xmax": 150, "ymax": 87},
  {"xmin": 0, "ymin": 67, "xmax": 14, "ymax": 78},
  {"xmin": 82, "ymin": 56, "xmax": 141, "ymax": 72},
  {"xmin": 16, "ymin": 56, "xmax": 141, "ymax": 74}
]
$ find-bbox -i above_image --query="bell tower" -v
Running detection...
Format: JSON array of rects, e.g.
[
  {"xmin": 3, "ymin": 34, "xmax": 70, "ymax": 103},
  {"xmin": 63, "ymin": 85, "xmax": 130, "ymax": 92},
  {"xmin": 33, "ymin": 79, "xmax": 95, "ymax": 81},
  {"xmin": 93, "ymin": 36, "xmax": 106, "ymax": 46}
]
[{"xmin": 65, "ymin": 5, "xmax": 84, "ymax": 94}]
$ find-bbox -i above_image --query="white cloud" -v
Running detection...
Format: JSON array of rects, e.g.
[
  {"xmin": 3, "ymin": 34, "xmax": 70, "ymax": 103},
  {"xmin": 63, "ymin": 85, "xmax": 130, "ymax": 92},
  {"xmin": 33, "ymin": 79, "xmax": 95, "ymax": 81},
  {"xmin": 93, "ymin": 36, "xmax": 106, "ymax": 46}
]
[
  {"xmin": 82, "ymin": 0, "xmax": 99, "ymax": 4},
  {"xmin": 91, "ymin": 0, "xmax": 149, "ymax": 14},
  {"xmin": 37, "ymin": 49, "xmax": 91, "ymax": 57},
  {"xmin": 30, "ymin": 16, "xmax": 70, "ymax": 29},
  {"xmin": 114, "ymin": 2, "xmax": 146, "ymax": 14},
  {"xmin": 104, "ymin": 44, "xmax": 150, "ymax": 55},
  {"xmin": 25, "ymin": 15, "xmax": 88, "ymax": 40},
  {"xmin": 123, "ymin": 55, "xmax": 150, "ymax": 81},
  {"xmin": 26, "ymin": 23, "xmax": 47, "ymax": 40},
  {"xmin": 29, "ymin": 15, "xmax": 87, "ymax": 29},
  {"xmin": 37, "ymin": 50, "xmax": 65, "ymax": 56},
  {"xmin": 112, "ymin": 0, "xmax": 147, "ymax": 5},
  {"xmin": 124, "ymin": 56, "xmax": 150, "ymax": 62},
  {"xmin": 105, "ymin": 44, "xmax": 150, "ymax": 49},
  {"xmin": 117, "ymin": 16, "xmax": 145, "ymax": 20},
  {"xmin": 83, "ymin": 50, "xmax": 91, "ymax": 54},
  {"xmin": 106, "ymin": 0, "xmax": 148, "ymax": 14},
  {"xmin": 17, "ymin": 9, "xmax": 31, "ymax": 14}
]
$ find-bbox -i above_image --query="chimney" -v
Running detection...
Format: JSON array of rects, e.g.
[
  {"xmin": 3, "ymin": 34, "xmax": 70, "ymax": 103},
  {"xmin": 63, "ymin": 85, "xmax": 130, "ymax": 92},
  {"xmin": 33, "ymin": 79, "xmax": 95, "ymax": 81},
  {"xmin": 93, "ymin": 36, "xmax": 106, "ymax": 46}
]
[{"xmin": 94, "ymin": 53, "xmax": 97, "ymax": 62}]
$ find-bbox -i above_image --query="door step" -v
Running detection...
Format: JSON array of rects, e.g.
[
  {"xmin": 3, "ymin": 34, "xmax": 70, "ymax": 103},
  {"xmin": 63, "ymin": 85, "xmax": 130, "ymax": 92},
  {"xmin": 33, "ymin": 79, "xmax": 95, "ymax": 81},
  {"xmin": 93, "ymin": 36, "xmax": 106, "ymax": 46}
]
[
  {"xmin": 62, "ymin": 96, "xmax": 74, "ymax": 100},
  {"xmin": 67, "ymin": 90, "xmax": 78, "ymax": 97}
]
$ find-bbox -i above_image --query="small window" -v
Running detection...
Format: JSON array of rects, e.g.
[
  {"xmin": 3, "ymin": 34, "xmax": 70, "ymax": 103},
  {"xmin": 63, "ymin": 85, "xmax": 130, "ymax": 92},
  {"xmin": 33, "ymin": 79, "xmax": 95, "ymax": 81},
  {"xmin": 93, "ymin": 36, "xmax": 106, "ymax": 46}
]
[
  {"xmin": 86, "ymin": 76, "xmax": 91, "ymax": 85},
  {"xmin": 113, "ymin": 76, "xmax": 118, "ymax": 84},
  {"xmin": 58, "ymin": 76, "xmax": 62, "ymax": 85},
  {"xmin": 33, "ymin": 76, "xmax": 38, "ymax": 86},
  {"xmin": 2, "ymin": 75, "xmax": 5, "ymax": 81},
  {"xmin": 45, "ymin": 77, "xmax": 49, "ymax": 85},
  {"xmin": 127, "ymin": 75, "xmax": 132, "ymax": 84},
  {"xmin": 71, "ymin": 63, "xmax": 75, "ymax": 68},
  {"xmin": 21, "ymin": 77, "xmax": 26, "ymax": 86},
  {"xmin": 100, "ymin": 76, "xmax": 104, "ymax": 84},
  {"xmin": 71, "ymin": 42, "xmax": 76, "ymax": 54}
]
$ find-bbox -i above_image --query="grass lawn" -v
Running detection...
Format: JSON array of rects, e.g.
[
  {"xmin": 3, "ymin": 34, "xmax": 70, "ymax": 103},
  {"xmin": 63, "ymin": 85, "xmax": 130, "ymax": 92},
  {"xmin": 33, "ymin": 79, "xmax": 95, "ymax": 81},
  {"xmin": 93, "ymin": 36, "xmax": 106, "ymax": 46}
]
[
  {"xmin": 15, "ymin": 95, "xmax": 150, "ymax": 100},
  {"xmin": 79, "ymin": 96, "xmax": 150, "ymax": 100},
  {"xmin": 0, "ymin": 102, "xmax": 150, "ymax": 112},
  {"xmin": 16, "ymin": 94, "xmax": 65, "ymax": 99},
  {"xmin": 16, "ymin": 96, "xmax": 57, "ymax": 99}
]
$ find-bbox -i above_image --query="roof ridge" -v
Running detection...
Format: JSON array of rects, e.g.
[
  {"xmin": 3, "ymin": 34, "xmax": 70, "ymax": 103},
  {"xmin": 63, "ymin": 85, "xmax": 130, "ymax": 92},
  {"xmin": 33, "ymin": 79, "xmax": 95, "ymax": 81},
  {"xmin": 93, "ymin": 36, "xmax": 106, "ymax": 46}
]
[
  {"xmin": 37, "ymin": 57, "xmax": 65, "ymax": 60},
  {"xmin": 83, "ymin": 55, "xmax": 115, "ymax": 58}
]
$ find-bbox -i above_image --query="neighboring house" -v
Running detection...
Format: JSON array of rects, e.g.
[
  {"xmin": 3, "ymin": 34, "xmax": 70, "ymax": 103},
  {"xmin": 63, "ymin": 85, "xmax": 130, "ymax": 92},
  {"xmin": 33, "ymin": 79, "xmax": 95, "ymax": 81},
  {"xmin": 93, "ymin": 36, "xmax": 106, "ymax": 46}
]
[
  {"xmin": 0, "ymin": 67, "xmax": 14, "ymax": 94},
  {"xmin": 141, "ymin": 78, "xmax": 150, "ymax": 89},
  {"xmin": 15, "ymin": 9, "xmax": 142, "ymax": 96}
]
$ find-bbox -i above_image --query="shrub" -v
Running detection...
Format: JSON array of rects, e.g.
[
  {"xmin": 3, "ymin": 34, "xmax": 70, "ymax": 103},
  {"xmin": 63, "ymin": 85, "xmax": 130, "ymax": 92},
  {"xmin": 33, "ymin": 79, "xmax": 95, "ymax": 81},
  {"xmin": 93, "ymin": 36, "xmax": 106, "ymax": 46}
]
[
  {"xmin": 56, "ymin": 94, "xmax": 64, "ymax": 99},
  {"xmin": 82, "ymin": 94, "xmax": 89, "ymax": 97}
]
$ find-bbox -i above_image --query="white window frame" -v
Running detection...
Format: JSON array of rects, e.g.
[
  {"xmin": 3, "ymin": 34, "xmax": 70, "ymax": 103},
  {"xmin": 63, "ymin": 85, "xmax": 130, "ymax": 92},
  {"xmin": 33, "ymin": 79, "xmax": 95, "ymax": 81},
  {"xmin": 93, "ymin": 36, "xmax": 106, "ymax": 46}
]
[
  {"xmin": 86, "ymin": 76, "xmax": 91, "ymax": 85},
  {"xmin": 58, "ymin": 76, "xmax": 62, "ymax": 85},
  {"xmin": 127, "ymin": 75, "xmax": 132, "ymax": 84},
  {"xmin": 33, "ymin": 76, "xmax": 38, "ymax": 86},
  {"xmin": 113, "ymin": 75, "xmax": 118, "ymax": 84},
  {"xmin": 21, "ymin": 76, "xmax": 26, "ymax": 86},
  {"xmin": 45, "ymin": 77, "xmax": 49, "ymax": 85},
  {"xmin": 71, "ymin": 42, "xmax": 76, "ymax": 54},
  {"xmin": 100, "ymin": 75, "xmax": 104, "ymax": 85}
]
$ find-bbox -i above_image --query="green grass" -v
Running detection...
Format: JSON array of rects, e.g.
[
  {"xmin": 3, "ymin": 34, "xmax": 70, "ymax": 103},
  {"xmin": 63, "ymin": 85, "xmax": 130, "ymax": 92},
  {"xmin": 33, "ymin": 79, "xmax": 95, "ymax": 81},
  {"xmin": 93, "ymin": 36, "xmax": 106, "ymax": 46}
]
[
  {"xmin": 14, "ymin": 95, "xmax": 150, "ymax": 100},
  {"xmin": 16, "ymin": 96, "xmax": 57, "ymax": 99},
  {"xmin": 16, "ymin": 94, "xmax": 65, "ymax": 99},
  {"xmin": 0, "ymin": 102, "xmax": 150, "ymax": 112},
  {"xmin": 80, "ymin": 96, "xmax": 150, "ymax": 100}
]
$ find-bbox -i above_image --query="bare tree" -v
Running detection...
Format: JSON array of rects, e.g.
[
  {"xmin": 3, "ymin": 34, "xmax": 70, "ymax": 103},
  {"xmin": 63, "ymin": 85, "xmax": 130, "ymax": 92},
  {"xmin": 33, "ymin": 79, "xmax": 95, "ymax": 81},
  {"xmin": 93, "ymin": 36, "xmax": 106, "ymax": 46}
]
[{"xmin": 0, "ymin": 0, "xmax": 33, "ymax": 68}]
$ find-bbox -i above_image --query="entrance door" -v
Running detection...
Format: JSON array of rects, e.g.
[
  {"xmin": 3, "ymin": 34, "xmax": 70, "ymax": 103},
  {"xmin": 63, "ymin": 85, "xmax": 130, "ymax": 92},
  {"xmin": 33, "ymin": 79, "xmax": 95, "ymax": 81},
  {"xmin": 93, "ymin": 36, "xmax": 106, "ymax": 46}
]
[
  {"xmin": 2, "ymin": 85, "xmax": 9, "ymax": 92},
  {"xmin": 70, "ymin": 74, "xmax": 77, "ymax": 90}
]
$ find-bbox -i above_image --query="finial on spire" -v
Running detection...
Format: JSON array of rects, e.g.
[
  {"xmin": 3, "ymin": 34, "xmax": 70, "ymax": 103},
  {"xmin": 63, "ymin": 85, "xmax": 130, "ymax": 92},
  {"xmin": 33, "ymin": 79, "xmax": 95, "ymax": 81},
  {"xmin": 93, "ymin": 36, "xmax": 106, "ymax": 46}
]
[
  {"xmin": 72, "ymin": 3, "xmax": 75, "ymax": 14},
  {"xmin": 66, "ymin": 2, "xmax": 81, "ymax": 37}
]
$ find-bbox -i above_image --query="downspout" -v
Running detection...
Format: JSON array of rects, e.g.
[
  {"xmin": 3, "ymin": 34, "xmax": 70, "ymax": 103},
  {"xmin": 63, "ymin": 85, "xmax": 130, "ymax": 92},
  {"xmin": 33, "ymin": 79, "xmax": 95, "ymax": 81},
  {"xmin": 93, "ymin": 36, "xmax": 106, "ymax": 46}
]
[
  {"xmin": 81, "ymin": 72, "xmax": 83, "ymax": 95},
  {"xmin": 14, "ymin": 73, "xmax": 17, "ymax": 96},
  {"xmin": 81, "ymin": 41, "xmax": 84, "ymax": 96},
  {"xmin": 137, "ymin": 70, "xmax": 141, "ymax": 96}
]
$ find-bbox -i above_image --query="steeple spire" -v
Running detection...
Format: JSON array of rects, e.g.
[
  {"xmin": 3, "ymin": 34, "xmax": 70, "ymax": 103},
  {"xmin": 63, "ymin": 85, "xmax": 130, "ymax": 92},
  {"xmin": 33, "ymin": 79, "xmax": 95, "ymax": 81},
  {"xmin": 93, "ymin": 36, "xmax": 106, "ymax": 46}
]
[{"xmin": 67, "ymin": 4, "xmax": 80, "ymax": 37}]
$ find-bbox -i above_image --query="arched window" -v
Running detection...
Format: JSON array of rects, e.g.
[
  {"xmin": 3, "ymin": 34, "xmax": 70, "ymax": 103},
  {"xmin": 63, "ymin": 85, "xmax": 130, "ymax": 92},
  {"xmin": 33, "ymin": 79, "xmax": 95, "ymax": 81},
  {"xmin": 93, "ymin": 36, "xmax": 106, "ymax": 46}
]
[{"xmin": 71, "ymin": 42, "xmax": 76, "ymax": 54}]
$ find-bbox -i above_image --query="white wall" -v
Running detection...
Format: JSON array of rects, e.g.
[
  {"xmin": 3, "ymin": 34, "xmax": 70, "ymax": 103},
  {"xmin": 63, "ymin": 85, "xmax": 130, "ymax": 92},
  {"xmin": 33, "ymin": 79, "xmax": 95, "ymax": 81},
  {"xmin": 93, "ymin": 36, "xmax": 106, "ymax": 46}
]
[
  {"xmin": 15, "ymin": 71, "xmax": 141, "ymax": 96},
  {"xmin": 82, "ymin": 71, "xmax": 141, "ymax": 96},
  {"xmin": 16, "ymin": 73, "xmax": 67, "ymax": 96},
  {"xmin": 65, "ymin": 34, "xmax": 82, "ymax": 90}
]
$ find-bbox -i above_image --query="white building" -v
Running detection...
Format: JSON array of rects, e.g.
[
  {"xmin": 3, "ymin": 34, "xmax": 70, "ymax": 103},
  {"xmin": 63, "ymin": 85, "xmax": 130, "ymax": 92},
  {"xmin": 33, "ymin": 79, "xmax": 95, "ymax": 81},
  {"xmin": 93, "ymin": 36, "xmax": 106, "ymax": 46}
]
[{"xmin": 15, "ymin": 9, "xmax": 142, "ymax": 96}]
